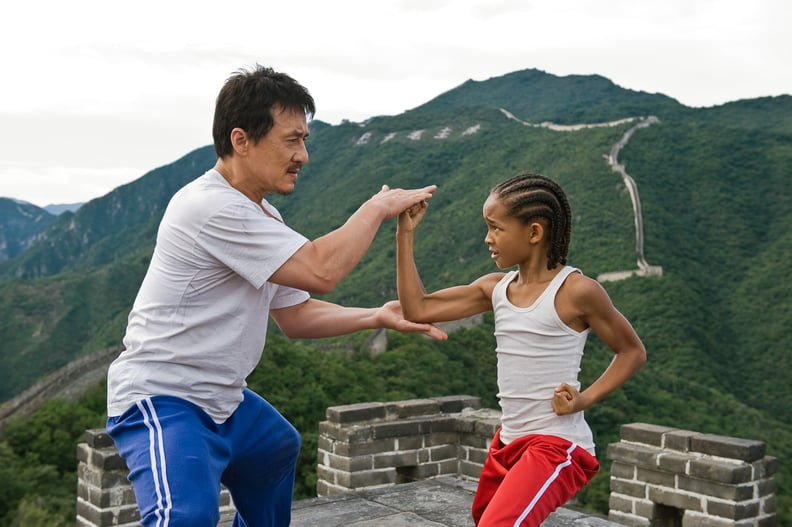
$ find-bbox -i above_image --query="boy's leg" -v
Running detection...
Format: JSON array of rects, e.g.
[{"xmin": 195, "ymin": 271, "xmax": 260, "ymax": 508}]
[
  {"xmin": 220, "ymin": 389, "xmax": 302, "ymax": 527},
  {"xmin": 471, "ymin": 430, "xmax": 508, "ymax": 524},
  {"xmin": 477, "ymin": 435, "xmax": 599, "ymax": 527},
  {"xmin": 106, "ymin": 396, "xmax": 230, "ymax": 527}
]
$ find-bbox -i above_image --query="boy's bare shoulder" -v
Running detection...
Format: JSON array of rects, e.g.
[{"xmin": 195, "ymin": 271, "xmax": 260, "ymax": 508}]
[
  {"xmin": 563, "ymin": 270, "xmax": 613, "ymax": 305},
  {"xmin": 473, "ymin": 272, "xmax": 507, "ymax": 295}
]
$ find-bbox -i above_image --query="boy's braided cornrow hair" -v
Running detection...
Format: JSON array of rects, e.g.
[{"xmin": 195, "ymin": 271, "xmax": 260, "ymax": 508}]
[{"xmin": 491, "ymin": 174, "xmax": 572, "ymax": 270}]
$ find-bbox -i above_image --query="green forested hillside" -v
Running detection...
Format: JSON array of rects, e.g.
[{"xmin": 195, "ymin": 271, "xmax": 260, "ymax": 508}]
[{"xmin": 0, "ymin": 69, "xmax": 789, "ymax": 525}]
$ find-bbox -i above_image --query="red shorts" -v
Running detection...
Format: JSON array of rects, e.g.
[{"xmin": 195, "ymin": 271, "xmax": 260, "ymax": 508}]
[{"xmin": 472, "ymin": 430, "xmax": 600, "ymax": 527}]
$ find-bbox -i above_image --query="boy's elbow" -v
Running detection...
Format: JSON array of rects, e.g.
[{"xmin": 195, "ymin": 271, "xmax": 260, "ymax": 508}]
[
  {"xmin": 635, "ymin": 346, "xmax": 648, "ymax": 369},
  {"xmin": 402, "ymin": 307, "xmax": 432, "ymax": 324},
  {"xmin": 398, "ymin": 300, "xmax": 420, "ymax": 322}
]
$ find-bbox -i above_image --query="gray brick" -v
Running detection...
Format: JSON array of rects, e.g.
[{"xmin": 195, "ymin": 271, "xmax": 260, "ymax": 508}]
[
  {"xmin": 647, "ymin": 486, "xmax": 703, "ymax": 511},
  {"xmin": 76, "ymin": 443, "xmax": 91, "ymax": 464},
  {"xmin": 677, "ymin": 475, "xmax": 754, "ymax": 501},
  {"xmin": 706, "ymin": 498, "xmax": 760, "ymax": 520},
  {"xmin": 474, "ymin": 419, "xmax": 500, "ymax": 437},
  {"xmin": 385, "ymin": 398, "xmax": 440, "ymax": 419},
  {"xmin": 373, "ymin": 450, "xmax": 419, "ymax": 469},
  {"xmin": 620, "ymin": 422, "xmax": 677, "ymax": 447},
  {"xmin": 318, "ymin": 421, "xmax": 373, "ymax": 442},
  {"xmin": 348, "ymin": 468, "xmax": 396, "ymax": 488},
  {"xmin": 665, "ymin": 429, "xmax": 702, "ymax": 452},
  {"xmin": 316, "ymin": 464, "xmax": 341, "ymax": 486},
  {"xmin": 84, "ymin": 429, "xmax": 115, "ymax": 449},
  {"xmin": 656, "ymin": 452, "xmax": 689, "ymax": 473},
  {"xmin": 608, "ymin": 493, "xmax": 635, "ymax": 514},
  {"xmin": 758, "ymin": 478, "xmax": 776, "ymax": 497},
  {"xmin": 458, "ymin": 432, "xmax": 490, "ymax": 449},
  {"xmin": 610, "ymin": 477, "xmax": 647, "ymax": 498},
  {"xmin": 754, "ymin": 456, "xmax": 779, "ymax": 478},
  {"xmin": 689, "ymin": 458, "xmax": 753, "ymax": 484},
  {"xmin": 606, "ymin": 442, "xmax": 659, "ymax": 469},
  {"xmin": 427, "ymin": 417, "xmax": 457, "ymax": 434},
  {"xmin": 76, "ymin": 497, "xmax": 139, "ymax": 526},
  {"xmin": 610, "ymin": 461, "xmax": 636, "ymax": 480},
  {"xmin": 458, "ymin": 459, "xmax": 484, "ymax": 479},
  {"xmin": 100, "ymin": 470, "xmax": 131, "ymax": 489},
  {"xmin": 396, "ymin": 435, "xmax": 423, "ymax": 450},
  {"xmin": 431, "ymin": 395, "xmax": 481, "ymax": 413},
  {"xmin": 75, "ymin": 499, "xmax": 101, "ymax": 526},
  {"xmin": 82, "ymin": 482, "xmax": 136, "ymax": 509},
  {"xmin": 757, "ymin": 515, "xmax": 778, "ymax": 527},
  {"xmin": 425, "ymin": 431, "xmax": 458, "ymax": 446},
  {"xmin": 410, "ymin": 463, "xmax": 435, "ymax": 479},
  {"xmin": 691, "ymin": 434, "xmax": 766, "ymax": 462},
  {"xmin": 465, "ymin": 447, "xmax": 488, "ymax": 465},
  {"xmin": 326, "ymin": 452, "xmax": 373, "ymax": 472},
  {"xmin": 437, "ymin": 458, "xmax": 460, "ymax": 475},
  {"xmin": 317, "ymin": 435, "xmax": 335, "ymax": 453},
  {"xmin": 428, "ymin": 444, "xmax": 458, "ymax": 462},
  {"xmin": 344, "ymin": 438, "xmax": 397, "ymax": 457},
  {"xmin": 326, "ymin": 402, "xmax": 386, "ymax": 423},
  {"xmin": 90, "ymin": 447, "xmax": 128, "ymax": 471},
  {"xmin": 454, "ymin": 418, "xmax": 476, "ymax": 433},
  {"xmin": 371, "ymin": 420, "xmax": 426, "ymax": 439},
  {"xmin": 635, "ymin": 467, "xmax": 676, "ymax": 487},
  {"xmin": 761, "ymin": 494, "xmax": 777, "ymax": 514}
]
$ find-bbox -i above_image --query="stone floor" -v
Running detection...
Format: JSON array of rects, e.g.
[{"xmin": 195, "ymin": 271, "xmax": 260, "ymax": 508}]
[{"xmin": 220, "ymin": 476, "xmax": 624, "ymax": 526}]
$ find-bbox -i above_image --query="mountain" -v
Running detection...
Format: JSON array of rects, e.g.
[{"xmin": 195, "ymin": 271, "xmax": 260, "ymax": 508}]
[
  {"xmin": 0, "ymin": 67, "xmax": 790, "ymax": 519},
  {"xmin": 0, "ymin": 147, "xmax": 217, "ymax": 279},
  {"xmin": 0, "ymin": 199, "xmax": 57, "ymax": 261},
  {"xmin": 43, "ymin": 202, "xmax": 83, "ymax": 215}
]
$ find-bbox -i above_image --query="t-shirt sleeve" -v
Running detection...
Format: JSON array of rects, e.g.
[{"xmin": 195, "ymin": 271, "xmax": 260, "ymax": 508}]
[
  {"xmin": 196, "ymin": 201, "xmax": 309, "ymax": 289},
  {"xmin": 270, "ymin": 284, "xmax": 311, "ymax": 310}
]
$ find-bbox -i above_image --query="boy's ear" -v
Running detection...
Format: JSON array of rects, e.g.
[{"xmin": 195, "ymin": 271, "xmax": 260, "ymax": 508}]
[{"xmin": 529, "ymin": 221, "xmax": 545, "ymax": 243}]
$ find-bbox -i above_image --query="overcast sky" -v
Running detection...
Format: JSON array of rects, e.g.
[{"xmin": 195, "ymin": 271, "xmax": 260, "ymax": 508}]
[{"xmin": 1, "ymin": 0, "xmax": 789, "ymax": 207}]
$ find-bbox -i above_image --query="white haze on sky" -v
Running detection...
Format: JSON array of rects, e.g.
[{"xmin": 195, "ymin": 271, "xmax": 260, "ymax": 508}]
[{"xmin": 0, "ymin": 0, "xmax": 789, "ymax": 207}]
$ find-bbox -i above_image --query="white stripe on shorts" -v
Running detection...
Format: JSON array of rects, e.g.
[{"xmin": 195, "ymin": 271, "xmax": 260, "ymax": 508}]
[{"xmin": 513, "ymin": 442, "xmax": 578, "ymax": 527}]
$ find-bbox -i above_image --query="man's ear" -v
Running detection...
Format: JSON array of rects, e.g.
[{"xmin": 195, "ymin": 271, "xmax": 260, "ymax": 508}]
[{"xmin": 230, "ymin": 128, "xmax": 248, "ymax": 154}]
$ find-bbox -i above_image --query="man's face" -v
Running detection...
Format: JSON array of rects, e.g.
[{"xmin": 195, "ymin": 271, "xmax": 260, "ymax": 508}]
[{"xmin": 247, "ymin": 106, "xmax": 310, "ymax": 196}]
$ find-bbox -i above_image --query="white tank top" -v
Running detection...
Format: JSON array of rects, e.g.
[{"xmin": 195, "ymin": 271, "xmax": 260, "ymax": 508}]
[{"xmin": 492, "ymin": 266, "xmax": 595, "ymax": 454}]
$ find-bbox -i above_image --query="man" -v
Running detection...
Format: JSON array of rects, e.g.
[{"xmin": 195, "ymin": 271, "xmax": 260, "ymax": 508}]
[{"xmin": 106, "ymin": 65, "xmax": 442, "ymax": 527}]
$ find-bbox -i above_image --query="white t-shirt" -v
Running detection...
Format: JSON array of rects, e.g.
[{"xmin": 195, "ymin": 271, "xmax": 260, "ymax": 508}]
[
  {"xmin": 107, "ymin": 169, "xmax": 310, "ymax": 423},
  {"xmin": 493, "ymin": 266, "xmax": 595, "ymax": 454}
]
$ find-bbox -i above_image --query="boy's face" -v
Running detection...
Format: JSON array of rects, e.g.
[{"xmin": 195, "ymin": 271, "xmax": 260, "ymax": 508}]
[
  {"xmin": 482, "ymin": 193, "xmax": 551, "ymax": 270},
  {"xmin": 483, "ymin": 194, "xmax": 533, "ymax": 269}
]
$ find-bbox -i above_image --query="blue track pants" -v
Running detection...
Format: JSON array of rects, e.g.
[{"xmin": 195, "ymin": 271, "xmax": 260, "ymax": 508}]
[{"xmin": 106, "ymin": 389, "xmax": 301, "ymax": 527}]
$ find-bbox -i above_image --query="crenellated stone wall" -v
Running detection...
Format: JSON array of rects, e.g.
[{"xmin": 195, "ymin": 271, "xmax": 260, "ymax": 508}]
[
  {"xmin": 75, "ymin": 398, "xmax": 778, "ymax": 527},
  {"xmin": 316, "ymin": 395, "xmax": 494, "ymax": 495},
  {"xmin": 607, "ymin": 423, "xmax": 778, "ymax": 527}
]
